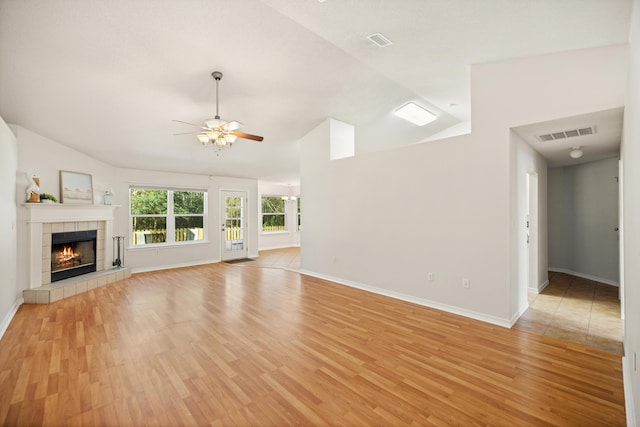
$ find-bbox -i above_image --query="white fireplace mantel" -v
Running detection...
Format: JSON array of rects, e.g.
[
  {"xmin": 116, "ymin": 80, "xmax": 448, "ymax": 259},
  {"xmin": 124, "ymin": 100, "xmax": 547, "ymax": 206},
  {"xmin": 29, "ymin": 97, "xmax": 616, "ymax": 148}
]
[
  {"xmin": 24, "ymin": 203, "xmax": 119, "ymax": 223},
  {"xmin": 23, "ymin": 204, "xmax": 119, "ymax": 289}
]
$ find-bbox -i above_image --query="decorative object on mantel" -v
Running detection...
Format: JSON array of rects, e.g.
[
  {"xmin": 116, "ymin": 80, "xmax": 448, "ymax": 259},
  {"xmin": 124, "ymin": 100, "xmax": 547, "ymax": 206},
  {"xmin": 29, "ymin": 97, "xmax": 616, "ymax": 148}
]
[
  {"xmin": 39, "ymin": 193, "xmax": 58, "ymax": 203},
  {"xmin": 60, "ymin": 170, "xmax": 94, "ymax": 204},
  {"xmin": 103, "ymin": 188, "xmax": 113, "ymax": 205},
  {"xmin": 112, "ymin": 236, "xmax": 125, "ymax": 267},
  {"xmin": 25, "ymin": 172, "xmax": 41, "ymax": 202}
]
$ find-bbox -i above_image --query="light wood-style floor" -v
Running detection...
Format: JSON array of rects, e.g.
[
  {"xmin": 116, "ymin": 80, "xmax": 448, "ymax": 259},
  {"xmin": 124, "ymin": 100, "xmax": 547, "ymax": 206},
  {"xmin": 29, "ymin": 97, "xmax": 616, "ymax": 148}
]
[{"xmin": 0, "ymin": 259, "xmax": 625, "ymax": 425}]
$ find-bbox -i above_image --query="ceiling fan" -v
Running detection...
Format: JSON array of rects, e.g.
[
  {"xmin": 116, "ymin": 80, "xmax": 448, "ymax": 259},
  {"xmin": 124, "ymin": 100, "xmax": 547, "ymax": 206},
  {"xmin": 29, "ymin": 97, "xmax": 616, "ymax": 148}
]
[{"xmin": 173, "ymin": 71, "xmax": 263, "ymax": 149}]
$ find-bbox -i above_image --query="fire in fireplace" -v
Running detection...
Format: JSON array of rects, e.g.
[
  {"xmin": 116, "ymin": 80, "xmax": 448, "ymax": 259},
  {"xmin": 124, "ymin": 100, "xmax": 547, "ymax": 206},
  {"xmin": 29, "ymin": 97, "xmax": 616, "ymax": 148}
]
[{"xmin": 51, "ymin": 230, "xmax": 97, "ymax": 282}]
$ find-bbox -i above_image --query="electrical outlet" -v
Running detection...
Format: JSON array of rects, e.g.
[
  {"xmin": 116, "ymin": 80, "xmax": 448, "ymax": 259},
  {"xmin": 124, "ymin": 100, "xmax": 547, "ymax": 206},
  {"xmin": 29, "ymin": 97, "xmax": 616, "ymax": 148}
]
[
  {"xmin": 463, "ymin": 278, "xmax": 470, "ymax": 289},
  {"xmin": 427, "ymin": 272, "xmax": 434, "ymax": 282}
]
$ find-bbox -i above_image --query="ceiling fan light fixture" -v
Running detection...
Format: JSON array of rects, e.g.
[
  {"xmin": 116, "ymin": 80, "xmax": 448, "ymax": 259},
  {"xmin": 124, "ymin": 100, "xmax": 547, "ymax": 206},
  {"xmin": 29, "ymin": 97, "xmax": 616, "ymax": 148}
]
[
  {"xmin": 206, "ymin": 118, "xmax": 223, "ymax": 128},
  {"xmin": 173, "ymin": 70, "xmax": 264, "ymax": 150},
  {"xmin": 394, "ymin": 102, "xmax": 437, "ymax": 126}
]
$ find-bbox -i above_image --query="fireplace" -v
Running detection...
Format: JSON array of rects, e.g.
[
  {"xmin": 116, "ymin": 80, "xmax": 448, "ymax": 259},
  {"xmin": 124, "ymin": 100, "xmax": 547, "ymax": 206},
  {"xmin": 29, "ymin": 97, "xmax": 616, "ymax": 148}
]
[{"xmin": 51, "ymin": 230, "xmax": 97, "ymax": 282}]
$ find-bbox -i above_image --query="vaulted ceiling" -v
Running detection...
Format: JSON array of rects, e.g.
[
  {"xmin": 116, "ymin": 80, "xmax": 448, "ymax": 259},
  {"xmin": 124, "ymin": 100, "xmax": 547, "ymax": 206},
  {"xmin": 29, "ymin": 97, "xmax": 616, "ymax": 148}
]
[{"xmin": 0, "ymin": 0, "xmax": 631, "ymax": 183}]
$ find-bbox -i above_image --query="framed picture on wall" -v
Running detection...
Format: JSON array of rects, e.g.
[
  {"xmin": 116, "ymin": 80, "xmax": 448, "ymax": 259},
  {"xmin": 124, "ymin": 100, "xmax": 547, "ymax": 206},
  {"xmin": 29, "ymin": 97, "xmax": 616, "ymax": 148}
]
[{"xmin": 60, "ymin": 170, "xmax": 94, "ymax": 204}]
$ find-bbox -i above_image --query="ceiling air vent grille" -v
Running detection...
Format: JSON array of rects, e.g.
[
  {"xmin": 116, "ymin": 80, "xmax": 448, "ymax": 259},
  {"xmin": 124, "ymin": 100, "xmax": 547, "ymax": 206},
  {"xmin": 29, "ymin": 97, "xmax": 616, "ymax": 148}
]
[
  {"xmin": 538, "ymin": 126, "xmax": 595, "ymax": 142},
  {"xmin": 367, "ymin": 33, "xmax": 393, "ymax": 47}
]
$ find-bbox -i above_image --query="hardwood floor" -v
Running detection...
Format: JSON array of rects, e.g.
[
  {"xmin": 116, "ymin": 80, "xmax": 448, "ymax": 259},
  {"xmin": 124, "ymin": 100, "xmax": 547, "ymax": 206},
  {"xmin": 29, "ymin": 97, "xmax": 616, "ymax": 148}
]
[{"xmin": 0, "ymin": 262, "xmax": 625, "ymax": 426}]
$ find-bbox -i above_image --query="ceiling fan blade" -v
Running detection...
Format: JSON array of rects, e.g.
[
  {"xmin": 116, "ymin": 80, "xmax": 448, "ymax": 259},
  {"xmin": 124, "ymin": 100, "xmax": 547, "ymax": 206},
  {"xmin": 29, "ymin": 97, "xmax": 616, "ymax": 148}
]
[
  {"xmin": 173, "ymin": 131, "xmax": 206, "ymax": 136},
  {"xmin": 224, "ymin": 120, "xmax": 244, "ymax": 131},
  {"xmin": 205, "ymin": 118, "xmax": 228, "ymax": 129},
  {"xmin": 172, "ymin": 119, "xmax": 205, "ymax": 128},
  {"xmin": 230, "ymin": 131, "xmax": 264, "ymax": 142}
]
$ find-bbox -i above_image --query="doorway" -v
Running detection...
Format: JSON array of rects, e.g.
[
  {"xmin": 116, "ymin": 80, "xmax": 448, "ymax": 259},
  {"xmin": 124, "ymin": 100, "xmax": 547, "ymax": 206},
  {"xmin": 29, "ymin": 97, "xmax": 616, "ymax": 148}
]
[
  {"xmin": 526, "ymin": 172, "xmax": 539, "ymax": 293},
  {"xmin": 221, "ymin": 190, "xmax": 248, "ymax": 261}
]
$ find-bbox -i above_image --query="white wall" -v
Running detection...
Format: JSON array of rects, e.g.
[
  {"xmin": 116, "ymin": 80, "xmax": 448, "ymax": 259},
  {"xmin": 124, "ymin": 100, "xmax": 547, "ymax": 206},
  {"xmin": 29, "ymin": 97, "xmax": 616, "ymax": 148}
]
[
  {"xmin": 622, "ymin": 0, "xmax": 640, "ymax": 423},
  {"xmin": 114, "ymin": 168, "xmax": 259, "ymax": 271},
  {"xmin": 548, "ymin": 167, "xmax": 574, "ymax": 271},
  {"xmin": 0, "ymin": 116, "xmax": 19, "ymax": 340},
  {"xmin": 14, "ymin": 126, "xmax": 117, "ymax": 203},
  {"xmin": 300, "ymin": 45, "xmax": 627, "ymax": 327},
  {"xmin": 548, "ymin": 157, "xmax": 620, "ymax": 285},
  {"xmin": 257, "ymin": 181, "xmax": 300, "ymax": 251}
]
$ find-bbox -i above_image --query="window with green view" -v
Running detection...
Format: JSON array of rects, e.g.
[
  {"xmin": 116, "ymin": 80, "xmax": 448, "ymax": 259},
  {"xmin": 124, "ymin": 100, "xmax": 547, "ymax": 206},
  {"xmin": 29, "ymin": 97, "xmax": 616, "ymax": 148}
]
[
  {"xmin": 262, "ymin": 196, "xmax": 286, "ymax": 232},
  {"xmin": 130, "ymin": 188, "xmax": 206, "ymax": 246}
]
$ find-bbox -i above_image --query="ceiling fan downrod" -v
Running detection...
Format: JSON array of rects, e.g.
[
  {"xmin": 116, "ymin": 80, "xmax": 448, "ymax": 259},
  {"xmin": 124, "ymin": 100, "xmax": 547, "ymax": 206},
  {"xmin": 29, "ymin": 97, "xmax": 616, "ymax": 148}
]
[{"xmin": 212, "ymin": 71, "xmax": 223, "ymax": 120}]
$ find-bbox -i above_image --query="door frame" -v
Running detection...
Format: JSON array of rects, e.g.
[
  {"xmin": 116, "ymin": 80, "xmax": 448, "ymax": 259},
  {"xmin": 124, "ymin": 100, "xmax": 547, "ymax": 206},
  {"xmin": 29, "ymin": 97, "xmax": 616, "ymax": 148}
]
[
  {"xmin": 527, "ymin": 172, "xmax": 539, "ymax": 292},
  {"xmin": 220, "ymin": 189, "xmax": 249, "ymax": 261}
]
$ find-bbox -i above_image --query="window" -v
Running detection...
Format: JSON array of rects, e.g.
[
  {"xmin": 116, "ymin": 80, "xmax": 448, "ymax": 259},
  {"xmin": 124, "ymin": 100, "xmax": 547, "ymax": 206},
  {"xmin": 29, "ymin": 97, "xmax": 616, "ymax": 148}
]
[
  {"xmin": 130, "ymin": 188, "xmax": 206, "ymax": 246},
  {"xmin": 262, "ymin": 196, "xmax": 286, "ymax": 232}
]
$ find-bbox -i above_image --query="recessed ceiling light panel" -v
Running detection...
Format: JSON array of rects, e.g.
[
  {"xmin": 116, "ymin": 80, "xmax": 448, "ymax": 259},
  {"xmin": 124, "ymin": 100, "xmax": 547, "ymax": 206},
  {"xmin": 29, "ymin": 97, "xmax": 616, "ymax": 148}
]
[{"xmin": 394, "ymin": 102, "xmax": 437, "ymax": 126}]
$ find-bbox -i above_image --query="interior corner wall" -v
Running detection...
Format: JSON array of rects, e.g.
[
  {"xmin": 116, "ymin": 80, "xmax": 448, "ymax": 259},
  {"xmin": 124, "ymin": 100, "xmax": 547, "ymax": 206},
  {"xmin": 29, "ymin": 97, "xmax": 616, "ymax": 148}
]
[
  {"xmin": 257, "ymin": 181, "xmax": 300, "ymax": 251},
  {"xmin": 300, "ymin": 45, "xmax": 626, "ymax": 326},
  {"xmin": 114, "ymin": 168, "xmax": 259, "ymax": 271},
  {"xmin": 510, "ymin": 131, "xmax": 548, "ymax": 317},
  {"xmin": 13, "ymin": 126, "xmax": 117, "ymax": 293},
  {"xmin": 300, "ymin": 119, "xmax": 333, "ymax": 274},
  {"xmin": 622, "ymin": 0, "xmax": 640, "ymax": 422},
  {"xmin": 547, "ymin": 157, "xmax": 620, "ymax": 285},
  {"xmin": 0, "ymin": 116, "xmax": 19, "ymax": 339}
]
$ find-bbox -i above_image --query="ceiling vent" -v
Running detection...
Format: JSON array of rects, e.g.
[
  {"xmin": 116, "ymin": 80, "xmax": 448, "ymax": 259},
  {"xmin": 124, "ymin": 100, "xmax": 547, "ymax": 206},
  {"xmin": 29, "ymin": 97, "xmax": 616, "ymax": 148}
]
[
  {"xmin": 367, "ymin": 33, "xmax": 393, "ymax": 47},
  {"xmin": 537, "ymin": 126, "xmax": 595, "ymax": 142}
]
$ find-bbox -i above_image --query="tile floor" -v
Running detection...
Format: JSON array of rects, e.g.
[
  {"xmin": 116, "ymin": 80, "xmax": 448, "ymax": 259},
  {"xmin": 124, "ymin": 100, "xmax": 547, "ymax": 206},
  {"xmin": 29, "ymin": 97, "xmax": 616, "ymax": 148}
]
[
  {"xmin": 514, "ymin": 271, "xmax": 623, "ymax": 355},
  {"xmin": 252, "ymin": 247, "xmax": 300, "ymax": 271}
]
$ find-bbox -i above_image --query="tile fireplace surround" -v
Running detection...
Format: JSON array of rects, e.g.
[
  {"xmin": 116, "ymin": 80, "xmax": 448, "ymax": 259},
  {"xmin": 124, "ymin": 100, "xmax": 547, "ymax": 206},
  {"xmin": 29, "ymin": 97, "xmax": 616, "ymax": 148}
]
[{"xmin": 22, "ymin": 203, "xmax": 130, "ymax": 304}]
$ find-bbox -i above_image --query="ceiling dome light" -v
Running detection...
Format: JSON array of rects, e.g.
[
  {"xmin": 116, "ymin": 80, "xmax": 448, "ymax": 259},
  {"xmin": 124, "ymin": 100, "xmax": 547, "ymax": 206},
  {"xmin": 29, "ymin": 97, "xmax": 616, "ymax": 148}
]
[{"xmin": 569, "ymin": 147, "xmax": 583, "ymax": 159}]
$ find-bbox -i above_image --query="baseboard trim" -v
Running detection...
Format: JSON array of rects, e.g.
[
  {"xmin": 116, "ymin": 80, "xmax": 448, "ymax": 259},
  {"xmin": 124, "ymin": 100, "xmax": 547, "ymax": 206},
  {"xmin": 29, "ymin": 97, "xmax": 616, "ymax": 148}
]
[
  {"xmin": 298, "ymin": 269, "xmax": 511, "ymax": 328},
  {"xmin": 623, "ymin": 355, "xmax": 637, "ymax": 427},
  {"xmin": 528, "ymin": 279, "xmax": 550, "ymax": 294},
  {"xmin": 131, "ymin": 259, "xmax": 220, "ymax": 274},
  {"xmin": 509, "ymin": 301, "xmax": 530, "ymax": 327},
  {"xmin": 548, "ymin": 268, "xmax": 619, "ymax": 287},
  {"xmin": 0, "ymin": 297, "xmax": 24, "ymax": 342},
  {"xmin": 258, "ymin": 244, "xmax": 300, "ymax": 251}
]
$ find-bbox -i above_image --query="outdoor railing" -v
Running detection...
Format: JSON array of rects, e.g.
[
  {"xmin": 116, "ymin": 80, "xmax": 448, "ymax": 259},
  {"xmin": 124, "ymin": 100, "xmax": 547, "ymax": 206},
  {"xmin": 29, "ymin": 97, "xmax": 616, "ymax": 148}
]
[{"xmin": 133, "ymin": 227, "xmax": 203, "ymax": 245}]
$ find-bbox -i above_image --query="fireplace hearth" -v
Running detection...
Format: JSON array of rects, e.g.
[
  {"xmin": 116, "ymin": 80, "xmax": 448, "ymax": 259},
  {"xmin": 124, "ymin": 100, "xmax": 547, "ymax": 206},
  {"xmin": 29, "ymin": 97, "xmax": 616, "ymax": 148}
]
[{"xmin": 51, "ymin": 230, "xmax": 97, "ymax": 282}]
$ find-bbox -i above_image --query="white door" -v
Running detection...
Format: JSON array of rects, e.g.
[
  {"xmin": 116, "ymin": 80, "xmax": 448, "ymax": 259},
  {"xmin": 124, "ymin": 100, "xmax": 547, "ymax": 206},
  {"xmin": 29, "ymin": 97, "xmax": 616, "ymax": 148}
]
[{"xmin": 221, "ymin": 190, "xmax": 248, "ymax": 261}]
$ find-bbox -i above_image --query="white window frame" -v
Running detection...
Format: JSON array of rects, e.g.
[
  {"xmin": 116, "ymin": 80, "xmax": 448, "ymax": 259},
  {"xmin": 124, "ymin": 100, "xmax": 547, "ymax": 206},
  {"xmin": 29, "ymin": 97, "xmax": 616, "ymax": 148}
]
[
  {"xmin": 129, "ymin": 186, "xmax": 208, "ymax": 247},
  {"xmin": 261, "ymin": 195, "xmax": 287, "ymax": 234}
]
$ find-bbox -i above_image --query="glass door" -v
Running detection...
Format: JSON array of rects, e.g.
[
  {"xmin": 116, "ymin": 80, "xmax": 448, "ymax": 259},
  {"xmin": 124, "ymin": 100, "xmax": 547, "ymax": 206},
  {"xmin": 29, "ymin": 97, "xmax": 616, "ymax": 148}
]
[{"xmin": 221, "ymin": 190, "xmax": 248, "ymax": 260}]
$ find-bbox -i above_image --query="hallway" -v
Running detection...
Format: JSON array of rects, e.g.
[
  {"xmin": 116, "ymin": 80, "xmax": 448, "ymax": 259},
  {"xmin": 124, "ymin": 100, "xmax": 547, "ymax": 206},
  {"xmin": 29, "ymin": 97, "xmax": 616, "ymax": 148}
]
[{"xmin": 514, "ymin": 271, "xmax": 623, "ymax": 355}]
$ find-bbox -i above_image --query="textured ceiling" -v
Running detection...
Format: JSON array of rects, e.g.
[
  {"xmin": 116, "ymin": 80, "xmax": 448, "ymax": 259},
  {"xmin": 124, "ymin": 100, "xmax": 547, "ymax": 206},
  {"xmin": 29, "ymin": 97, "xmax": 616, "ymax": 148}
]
[{"xmin": 0, "ymin": 0, "xmax": 632, "ymax": 183}]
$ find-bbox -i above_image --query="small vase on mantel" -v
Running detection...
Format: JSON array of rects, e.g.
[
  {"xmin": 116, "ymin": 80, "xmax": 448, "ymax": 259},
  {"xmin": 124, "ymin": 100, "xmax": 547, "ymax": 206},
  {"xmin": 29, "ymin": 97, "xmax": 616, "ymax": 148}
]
[{"xmin": 103, "ymin": 189, "xmax": 113, "ymax": 205}]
